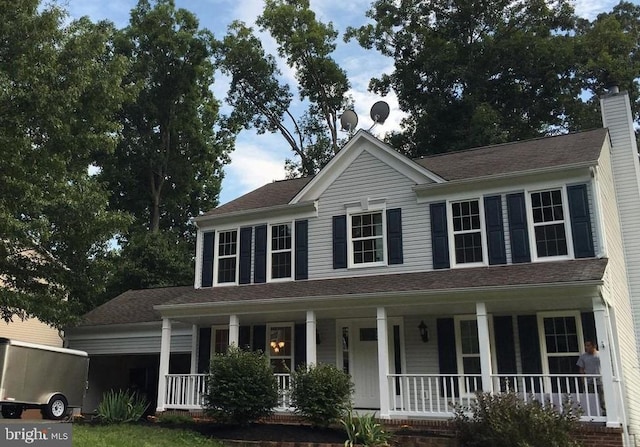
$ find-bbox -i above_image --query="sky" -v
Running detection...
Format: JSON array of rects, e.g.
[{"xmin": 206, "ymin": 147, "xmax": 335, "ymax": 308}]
[{"xmin": 62, "ymin": 0, "xmax": 631, "ymax": 206}]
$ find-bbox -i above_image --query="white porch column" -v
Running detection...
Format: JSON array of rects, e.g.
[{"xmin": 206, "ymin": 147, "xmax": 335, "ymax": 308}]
[
  {"xmin": 156, "ymin": 318, "xmax": 172, "ymax": 412},
  {"xmin": 593, "ymin": 297, "xmax": 620, "ymax": 427},
  {"xmin": 476, "ymin": 303, "xmax": 493, "ymax": 393},
  {"xmin": 190, "ymin": 324, "xmax": 198, "ymax": 374},
  {"xmin": 229, "ymin": 314, "xmax": 240, "ymax": 347},
  {"xmin": 376, "ymin": 307, "xmax": 391, "ymax": 418},
  {"xmin": 306, "ymin": 310, "xmax": 317, "ymax": 366}
]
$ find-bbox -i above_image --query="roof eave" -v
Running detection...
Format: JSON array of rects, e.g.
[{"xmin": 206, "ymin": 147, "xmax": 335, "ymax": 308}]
[
  {"xmin": 413, "ymin": 160, "xmax": 598, "ymax": 195},
  {"xmin": 193, "ymin": 200, "xmax": 318, "ymax": 227}
]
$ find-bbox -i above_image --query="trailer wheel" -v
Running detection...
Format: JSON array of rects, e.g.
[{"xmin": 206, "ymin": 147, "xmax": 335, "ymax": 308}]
[
  {"xmin": 43, "ymin": 394, "xmax": 68, "ymax": 420},
  {"xmin": 1, "ymin": 405, "xmax": 23, "ymax": 419}
]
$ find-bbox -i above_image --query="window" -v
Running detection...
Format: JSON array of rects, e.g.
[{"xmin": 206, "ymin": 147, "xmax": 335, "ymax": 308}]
[
  {"xmin": 211, "ymin": 328, "xmax": 229, "ymax": 355},
  {"xmin": 268, "ymin": 325, "xmax": 293, "ymax": 373},
  {"xmin": 455, "ymin": 318, "xmax": 481, "ymax": 393},
  {"xmin": 217, "ymin": 230, "xmax": 237, "ymax": 283},
  {"xmin": 350, "ymin": 212, "xmax": 385, "ymax": 266},
  {"xmin": 538, "ymin": 312, "xmax": 583, "ymax": 392},
  {"xmin": 530, "ymin": 189, "xmax": 569, "ymax": 258},
  {"xmin": 450, "ymin": 199, "xmax": 485, "ymax": 266},
  {"xmin": 270, "ymin": 223, "xmax": 292, "ymax": 280}
]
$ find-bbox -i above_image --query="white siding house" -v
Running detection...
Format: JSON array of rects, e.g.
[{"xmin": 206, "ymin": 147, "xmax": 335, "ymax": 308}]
[{"xmin": 67, "ymin": 90, "xmax": 640, "ymax": 446}]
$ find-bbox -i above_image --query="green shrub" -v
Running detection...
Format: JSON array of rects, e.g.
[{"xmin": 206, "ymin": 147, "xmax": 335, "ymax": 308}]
[
  {"xmin": 341, "ymin": 409, "xmax": 391, "ymax": 447},
  {"xmin": 453, "ymin": 391, "xmax": 582, "ymax": 447},
  {"xmin": 290, "ymin": 364, "xmax": 353, "ymax": 427},
  {"xmin": 202, "ymin": 346, "xmax": 278, "ymax": 425},
  {"xmin": 157, "ymin": 412, "xmax": 195, "ymax": 425},
  {"xmin": 96, "ymin": 389, "xmax": 149, "ymax": 424}
]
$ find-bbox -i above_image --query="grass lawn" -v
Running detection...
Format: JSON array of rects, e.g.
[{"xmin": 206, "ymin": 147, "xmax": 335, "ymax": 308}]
[{"xmin": 73, "ymin": 423, "xmax": 225, "ymax": 447}]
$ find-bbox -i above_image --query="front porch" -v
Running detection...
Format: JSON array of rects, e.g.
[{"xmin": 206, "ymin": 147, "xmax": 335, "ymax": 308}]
[{"xmin": 161, "ymin": 371, "xmax": 608, "ymax": 423}]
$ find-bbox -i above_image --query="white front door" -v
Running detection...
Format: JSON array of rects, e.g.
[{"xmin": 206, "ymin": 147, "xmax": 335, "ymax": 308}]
[{"xmin": 352, "ymin": 323, "xmax": 380, "ymax": 408}]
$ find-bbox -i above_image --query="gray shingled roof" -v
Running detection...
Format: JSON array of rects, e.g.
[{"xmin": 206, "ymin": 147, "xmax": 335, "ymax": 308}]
[
  {"xmin": 76, "ymin": 286, "xmax": 193, "ymax": 327},
  {"xmin": 202, "ymin": 129, "xmax": 607, "ymax": 217},
  {"xmin": 204, "ymin": 176, "xmax": 313, "ymax": 216},
  {"xmin": 414, "ymin": 128, "xmax": 607, "ymax": 181},
  {"xmin": 75, "ymin": 259, "xmax": 607, "ymax": 326}
]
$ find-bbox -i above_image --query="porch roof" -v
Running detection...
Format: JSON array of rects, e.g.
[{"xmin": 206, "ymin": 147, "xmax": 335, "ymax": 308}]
[{"xmin": 161, "ymin": 258, "xmax": 607, "ymax": 308}]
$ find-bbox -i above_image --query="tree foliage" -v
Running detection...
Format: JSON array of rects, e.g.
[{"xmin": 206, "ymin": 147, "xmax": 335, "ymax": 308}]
[
  {"xmin": 95, "ymin": 0, "xmax": 234, "ymax": 298},
  {"xmin": 0, "ymin": 0, "xmax": 131, "ymax": 327},
  {"xmin": 346, "ymin": 0, "xmax": 640, "ymax": 157},
  {"xmin": 215, "ymin": 0, "xmax": 351, "ymax": 177}
]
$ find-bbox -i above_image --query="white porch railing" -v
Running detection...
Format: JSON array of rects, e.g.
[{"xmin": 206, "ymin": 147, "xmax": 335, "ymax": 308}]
[
  {"xmin": 163, "ymin": 373, "xmax": 293, "ymax": 411},
  {"xmin": 388, "ymin": 373, "xmax": 605, "ymax": 422},
  {"xmin": 165, "ymin": 374, "xmax": 208, "ymax": 409}
]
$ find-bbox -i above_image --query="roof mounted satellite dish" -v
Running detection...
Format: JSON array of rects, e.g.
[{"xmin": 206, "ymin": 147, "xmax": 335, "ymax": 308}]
[
  {"xmin": 370, "ymin": 101, "xmax": 390, "ymax": 125},
  {"xmin": 340, "ymin": 109, "xmax": 358, "ymax": 132}
]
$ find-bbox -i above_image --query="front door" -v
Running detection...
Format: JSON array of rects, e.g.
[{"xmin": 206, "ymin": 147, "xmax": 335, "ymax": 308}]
[{"xmin": 352, "ymin": 323, "xmax": 380, "ymax": 408}]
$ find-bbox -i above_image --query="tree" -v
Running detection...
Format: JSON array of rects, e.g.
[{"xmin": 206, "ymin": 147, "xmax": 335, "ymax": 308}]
[
  {"xmin": 215, "ymin": 0, "xmax": 351, "ymax": 177},
  {"xmin": 96, "ymin": 0, "xmax": 234, "ymax": 297},
  {"xmin": 346, "ymin": 0, "xmax": 582, "ymax": 157},
  {"xmin": 0, "ymin": 0, "xmax": 131, "ymax": 327}
]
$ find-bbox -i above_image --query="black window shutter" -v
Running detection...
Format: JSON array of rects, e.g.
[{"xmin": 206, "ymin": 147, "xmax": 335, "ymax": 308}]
[
  {"xmin": 387, "ymin": 208, "xmax": 404, "ymax": 265},
  {"xmin": 197, "ymin": 327, "xmax": 212, "ymax": 373},
  {"xmin": 295, "ymin": 220, "xmax": 309, "ymax": 280},
  {"xmin": 581, "ymin": 312, "xmax": 597, "ymax": 345},
  {"xmin": 484, "ymin": 196, "xmax": 507, "ymax": 265},
  {"xmin": 239, "ymin": 227, "xmax": 252, "ymax": 284},
  {"xmin": 252, "ymin": 325, "xmax": 266, "ymax": 352},
  {"xmin": 437, "ymin": 318, "xmax": 459, "ymax": 397},
  {"xmin": 333, "ymin": 215, "xmax": 347, "ymax": 269},
  {"xmin": 494, "ymin": 316, "xmax": 517, "ymax": 374},
  {"xmin": 430, "ymin": 203, "xmax": 450, "ymax": 269},
  {"xmin": 507, "ymin": 193, "xmax": 531, "ymax": 263},
  {"xmin": 239, "ymin": 325, "xmax": 251, "ymax": 350},
  {"xmin": 567, "ymin": 184, "xmax": 595, "ymax": 258},
  {"xmin": 294, "ymin": 323, "xmax": 307, "ymax": 370},
  {"xmin": 201, "ymin": 231, "xmax": 215, "ymax": 287},
  {"xmin": 254, "ymin": 224, "xmax": 267, "ymax": 283},
  {"xmin": 517, "ymin": 315, "xmax": 542, "ymax": 391}
]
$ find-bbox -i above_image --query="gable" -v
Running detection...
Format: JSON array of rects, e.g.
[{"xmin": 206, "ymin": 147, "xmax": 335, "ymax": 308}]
[{"xmin": 291, "ymin": 130, "xmax": 443, "ymax": 204}]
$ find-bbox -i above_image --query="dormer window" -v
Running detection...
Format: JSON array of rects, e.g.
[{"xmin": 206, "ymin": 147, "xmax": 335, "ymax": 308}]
[
  {"xmin": 270, "ymin": 223, "xmax": 292, "ymax": 280},
  {"xmin": 217, "ymin": 229, "xmax": 238, "ymax": 283},
  {"xmin": 530, "ymin": 189, "xmax": 568, "ymax": 258}
]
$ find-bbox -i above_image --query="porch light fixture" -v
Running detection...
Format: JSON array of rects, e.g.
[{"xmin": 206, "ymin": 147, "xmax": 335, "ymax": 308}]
[
  {"xmin": 418, "ymin": 320, "xmax": 429, "ymax": 343},
  {"xmin": 270, "ymin": 340, "xmax": 285, "ymax": 353}
]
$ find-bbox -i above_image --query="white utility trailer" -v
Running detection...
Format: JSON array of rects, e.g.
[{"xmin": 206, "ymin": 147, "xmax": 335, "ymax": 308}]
[{"xmin": 0, "ymin": 338, "xmax": 89, "ymax": 419}]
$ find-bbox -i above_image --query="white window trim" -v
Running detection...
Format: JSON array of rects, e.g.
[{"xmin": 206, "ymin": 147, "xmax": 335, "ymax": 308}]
[
  {"xmin": 525, "ymin": 186, "xmax": 574, "ymax": 262},
  {"xmin": 536, "ymin": 311, "xmax": 584, "ymax": 376},
  {"xmin": 210, "ymin": 325, "xmax": 230, "ymax": 356},
  {"xmin": 267, "ymin": 221, "xmax": 295, "ymax": 282},
  {"xmin": 454, "ymin": 315, "xmax": 497, "ymax": 396},
  {"xmin": 346, "ymin": 200, "xmax": 388, "ymax": 269},
  {"xmin": 213, "ymin": 228, "xmax": 239, "ymax": 286},
  {"xmin": 448, "ymin": 198, "xmax": 488, "ymax": 268},
  {"xmin": 267, "ymin": 323, "xmax": 295, "ymax": 368}
]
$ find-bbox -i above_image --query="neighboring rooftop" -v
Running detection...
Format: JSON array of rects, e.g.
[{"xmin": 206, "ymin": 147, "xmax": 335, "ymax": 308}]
[{"xmin": 202, "ymin": 129, "xmax": 608, "ymax": 217}]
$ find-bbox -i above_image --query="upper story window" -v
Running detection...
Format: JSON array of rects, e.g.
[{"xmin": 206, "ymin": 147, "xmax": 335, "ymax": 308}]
[
  {"xmin": 529, "ymin": 189, "xmax": 571, "ymax": 259},
  {"xmin": 270, "ymin": 223, "xmax": 292, "ymax": 280},
  {"xmin": 349, "ymin": 211, "xmax": 386, "ymax": 267},
  {"xmin": 217, "ymin": 229, "xmax": 238, "ymax": 283},
  {"xmin": 451, "ymin": 200, "xmax": 483, "ymax": 265}
]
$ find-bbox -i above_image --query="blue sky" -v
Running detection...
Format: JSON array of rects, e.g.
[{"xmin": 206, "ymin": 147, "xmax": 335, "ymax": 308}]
[{"xmin": 63, "ymin": 0, "xmax": 630, "ymax": 206}]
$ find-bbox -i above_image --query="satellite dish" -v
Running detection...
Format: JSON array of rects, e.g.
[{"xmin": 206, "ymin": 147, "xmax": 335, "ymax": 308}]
[
  {"xmin": 340, "ymin": 110, "xmax": 358, "ymax": 132},
  {"xmin": 370, "ymin": 101, "xmax": 390, "ymax": 125}
]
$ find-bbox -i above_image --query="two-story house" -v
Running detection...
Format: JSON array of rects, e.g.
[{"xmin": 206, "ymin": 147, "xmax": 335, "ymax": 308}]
[{"xmin": 67, "ymin": 89, "xmax": 640, "ymax": 445}]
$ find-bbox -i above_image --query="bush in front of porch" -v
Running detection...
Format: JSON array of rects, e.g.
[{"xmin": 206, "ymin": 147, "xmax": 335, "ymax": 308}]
[
  {"xmin": 454, "ymin": 391, "xmax": 582, "ymax": 447},
  {"xmin": 290, "ymin": 364, "xmax": 353, "ymax": 427},
  {"xmin": 202, "ymin": 347, "xmax": 278, "ymax": 425}
]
